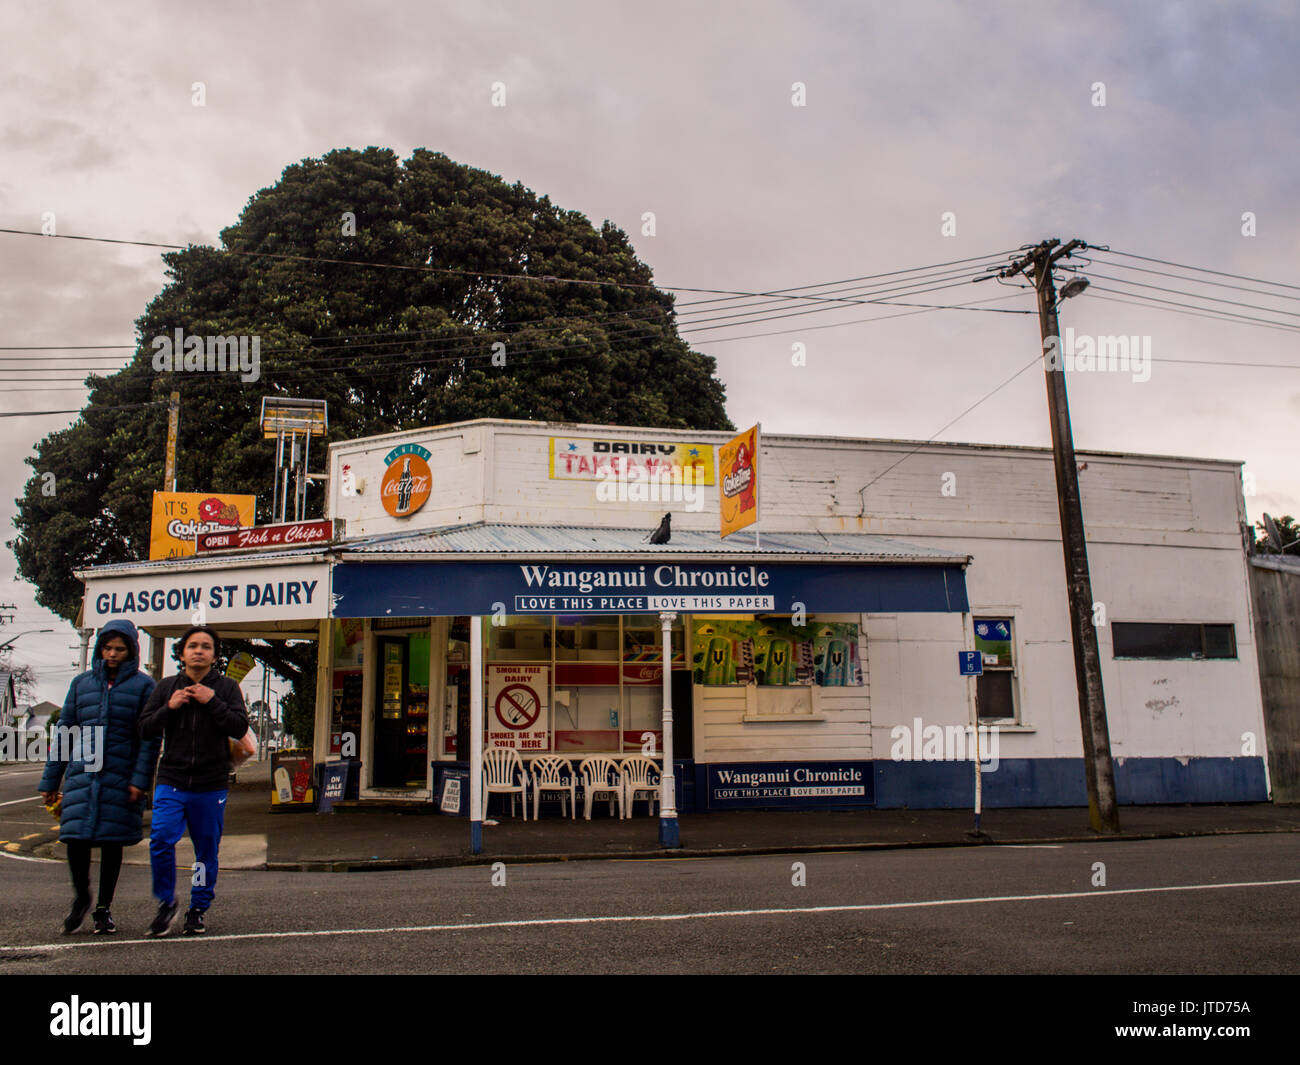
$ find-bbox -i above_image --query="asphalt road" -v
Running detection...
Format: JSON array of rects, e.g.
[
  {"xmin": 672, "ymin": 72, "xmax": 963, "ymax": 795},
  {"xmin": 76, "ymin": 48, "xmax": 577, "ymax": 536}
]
[
  {"xmin": 2, "ymin": 829, "xmax": 1296, "ymax": 976},
  {"xmin": 0, "ymin": 764, "xmax": 56, "ymax": 855}
]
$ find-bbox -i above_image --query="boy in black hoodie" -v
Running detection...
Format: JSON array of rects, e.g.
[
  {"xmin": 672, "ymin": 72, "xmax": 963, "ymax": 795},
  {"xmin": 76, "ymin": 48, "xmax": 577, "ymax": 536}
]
[{"xmin": 137, "ymin": 626, "xmax": 249, "ymax": 937}]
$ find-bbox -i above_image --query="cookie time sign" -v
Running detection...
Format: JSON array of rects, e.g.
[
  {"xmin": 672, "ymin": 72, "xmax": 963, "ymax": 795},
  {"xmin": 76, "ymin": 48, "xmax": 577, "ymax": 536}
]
[{"xmin": 149, "ymin": 492, "xmax": 256, "ymax": 560}]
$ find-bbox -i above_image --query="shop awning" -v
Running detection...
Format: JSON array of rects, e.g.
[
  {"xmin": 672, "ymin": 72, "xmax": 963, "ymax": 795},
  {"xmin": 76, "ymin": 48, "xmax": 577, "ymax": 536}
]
[{"xmin": 331, "ymin": 523, "xmax": 970, "ymax": 616}]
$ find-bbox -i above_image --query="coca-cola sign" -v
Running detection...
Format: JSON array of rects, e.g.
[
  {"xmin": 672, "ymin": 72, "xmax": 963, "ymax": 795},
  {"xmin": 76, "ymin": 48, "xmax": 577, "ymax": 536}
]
[
  {"xmin": 380, "ymin": 443, "xmax": 432, "ymax": 518},
  {"xmin": 197, "ymin": 519, "xmax": 341, "ymax": 553}
]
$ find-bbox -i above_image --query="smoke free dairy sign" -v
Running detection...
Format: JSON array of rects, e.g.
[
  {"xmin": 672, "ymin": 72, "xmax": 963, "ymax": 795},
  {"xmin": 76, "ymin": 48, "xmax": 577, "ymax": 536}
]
[{"xmin": 85, "ymin": 564, "xmax": 330, "ymax": 625}]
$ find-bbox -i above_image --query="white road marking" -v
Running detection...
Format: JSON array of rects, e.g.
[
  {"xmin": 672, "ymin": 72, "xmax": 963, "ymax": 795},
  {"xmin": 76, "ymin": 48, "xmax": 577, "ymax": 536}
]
[
  {"xmin": 0, "ymin": 796, "xmax": 44, "ymax": 807},
  {"xmin": 3, "ymin": 877, "xmax": 1298, "ymax": 952},
  {"xmin": 0, "ymin": 850, "xmax": 57, "ymax": 864}
]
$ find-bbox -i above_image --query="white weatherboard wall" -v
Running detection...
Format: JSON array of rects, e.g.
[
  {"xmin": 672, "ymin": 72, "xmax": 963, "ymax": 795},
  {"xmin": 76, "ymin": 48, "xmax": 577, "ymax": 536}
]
[{"xmin": 326, "ymin": 419, "xmax": 1266, "ymax": 778}]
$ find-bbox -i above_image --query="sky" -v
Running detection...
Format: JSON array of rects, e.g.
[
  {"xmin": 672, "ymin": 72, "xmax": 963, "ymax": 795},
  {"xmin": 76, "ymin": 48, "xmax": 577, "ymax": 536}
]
[{"xmin": 2, "ymin": 0, "xmax": 1297, "ymax": 705}]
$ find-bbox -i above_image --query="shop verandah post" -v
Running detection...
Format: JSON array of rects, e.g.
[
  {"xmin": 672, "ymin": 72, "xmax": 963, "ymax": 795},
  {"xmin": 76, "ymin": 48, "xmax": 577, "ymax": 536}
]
[
  {"xmin": 659, "ymin": 610, "xmax": 680, "ymax": 847},
  {"xmin": 470, "ymin": 614, "xmax": 484, "ymax": 854}
]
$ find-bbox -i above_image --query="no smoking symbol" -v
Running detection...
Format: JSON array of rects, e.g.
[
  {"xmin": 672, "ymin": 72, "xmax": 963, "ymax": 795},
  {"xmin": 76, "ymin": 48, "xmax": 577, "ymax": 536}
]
[{"xmin": 495, "ymin": 684, "xmax": 540, "ymax": 730}]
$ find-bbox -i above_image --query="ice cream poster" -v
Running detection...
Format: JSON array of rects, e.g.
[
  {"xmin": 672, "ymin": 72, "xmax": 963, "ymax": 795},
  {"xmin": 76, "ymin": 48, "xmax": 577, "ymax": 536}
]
[
  {"xmin": 810, "ymin": 623, "xmax": 863, "ymax": 686},
  {"xmin": 692, "ymin": 618, "xmax": 859, "ymax": 687},
  {"xmin": 149, "ymin": 492, "xmax": 256, "ymax": 560}
]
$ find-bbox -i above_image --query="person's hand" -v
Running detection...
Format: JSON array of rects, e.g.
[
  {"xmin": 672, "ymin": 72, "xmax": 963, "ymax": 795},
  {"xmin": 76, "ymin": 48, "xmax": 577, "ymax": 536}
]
[
  {"xmin": 128, "ymin": 786, "xmax": 144, "ymax": 802},
  {"xmin": 167, "ymin": 687, "xmax": 192, "ymax": 709},
  {"xmin": 186, "ymin": 683, "xmax": 215, "ymax": 705},
  {"xmin": 41, "ymin": 791, "xmax": 59, "ymax": 805}
]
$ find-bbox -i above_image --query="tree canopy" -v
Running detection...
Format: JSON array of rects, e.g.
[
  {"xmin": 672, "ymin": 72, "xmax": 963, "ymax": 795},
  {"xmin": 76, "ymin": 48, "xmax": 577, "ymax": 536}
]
[
  {"xmin": 10, "ymin": 148, "xmax": 733, "ymax": 726},
  {"xmin": 11, "ymin": 147, "xmax": 733, "ymax": 623}
]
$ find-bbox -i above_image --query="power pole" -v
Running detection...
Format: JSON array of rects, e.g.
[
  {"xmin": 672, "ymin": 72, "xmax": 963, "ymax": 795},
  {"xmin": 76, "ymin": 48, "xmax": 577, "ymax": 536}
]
[
  {"xmin": 164, "ymin": 391, "xmax": 180, "ymax": 492},
  {"xmin": 999, "ymin": 239, "xmax": 1120, "ymax": 833}
]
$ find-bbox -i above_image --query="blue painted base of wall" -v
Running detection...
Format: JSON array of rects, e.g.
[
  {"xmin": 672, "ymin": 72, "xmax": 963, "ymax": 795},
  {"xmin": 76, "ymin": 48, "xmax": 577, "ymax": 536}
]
[{"xmin": 873, "ymin": 757, "xmax": 1269, "ymax": 808}]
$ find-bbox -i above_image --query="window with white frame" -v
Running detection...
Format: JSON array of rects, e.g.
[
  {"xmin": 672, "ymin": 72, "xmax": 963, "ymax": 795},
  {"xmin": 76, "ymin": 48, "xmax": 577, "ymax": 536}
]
[{"xmin": 973, "ymin": 616, "xmax": 1018, "ymax": 722}]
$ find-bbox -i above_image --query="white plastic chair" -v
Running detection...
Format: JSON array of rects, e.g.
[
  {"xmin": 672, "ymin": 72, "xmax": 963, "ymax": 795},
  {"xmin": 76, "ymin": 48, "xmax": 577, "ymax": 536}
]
[
  {"xmin": 620, "ymin": 756, "xmax": 662, "ymax": 817},
  {"xmin": 482, "ymin": 747, "xmax": 528, "ymax": 820},
  {"xmin": 579, "ymin": 756, "xmax": 625, "ymax": 820},
  {"xmin": 530, "ymin": 755, "xmax": 576, "ymax": 820}
]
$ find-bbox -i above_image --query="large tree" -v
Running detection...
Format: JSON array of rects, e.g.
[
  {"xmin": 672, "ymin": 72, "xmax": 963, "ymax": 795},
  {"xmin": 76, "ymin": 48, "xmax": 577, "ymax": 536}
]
[{"xmin": 11, "ymin": 148, "xmax": 733, "ymax": 719}]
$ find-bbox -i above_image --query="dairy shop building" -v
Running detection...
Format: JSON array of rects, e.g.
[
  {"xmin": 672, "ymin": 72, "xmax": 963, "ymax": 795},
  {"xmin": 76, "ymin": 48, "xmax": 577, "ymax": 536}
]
[{"xmin": 77, "ymin": 417, "xmax": 1271, "ymax": 818}]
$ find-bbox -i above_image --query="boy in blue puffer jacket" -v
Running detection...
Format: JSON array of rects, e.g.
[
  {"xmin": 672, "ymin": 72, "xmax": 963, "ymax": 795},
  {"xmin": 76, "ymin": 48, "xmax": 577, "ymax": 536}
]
[{"xmin": 40, "ymin": 619, "xmax": 160, "ymax": 934}]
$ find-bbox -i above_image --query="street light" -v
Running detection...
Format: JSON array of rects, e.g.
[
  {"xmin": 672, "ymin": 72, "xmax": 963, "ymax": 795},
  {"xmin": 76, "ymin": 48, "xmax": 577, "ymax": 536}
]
[
  {"xmin": 1058, "ymin": 276, "xmax": 1090, "ymax": 301},
  {"xmin": 0, "ymin": 628, "xmax": 54, "ymax": 652}
]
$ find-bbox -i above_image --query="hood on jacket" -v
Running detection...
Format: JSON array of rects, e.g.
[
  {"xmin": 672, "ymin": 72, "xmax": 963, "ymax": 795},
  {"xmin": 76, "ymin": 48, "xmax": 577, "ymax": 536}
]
[{"xmin": 92, "ymin": 618, "xmax": 141, "ymax": 678}]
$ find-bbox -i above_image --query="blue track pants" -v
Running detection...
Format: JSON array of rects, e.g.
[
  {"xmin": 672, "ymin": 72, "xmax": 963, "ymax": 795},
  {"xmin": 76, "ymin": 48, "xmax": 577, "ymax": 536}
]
[{"xmin": 149, "ymin": 784, "xmax": 227, "ymax": 910}]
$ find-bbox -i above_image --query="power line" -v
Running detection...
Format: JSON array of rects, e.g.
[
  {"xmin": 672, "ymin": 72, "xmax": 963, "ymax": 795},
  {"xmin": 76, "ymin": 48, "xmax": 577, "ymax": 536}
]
[
  {"xmin": 1096, "ymin": 248, "xmax": 1300, "ymax": 293},
  {"xmin": 853, "ymin": 350, "xmax": 1046, "ymax": 507},
  {"xmin": 1087, "ymin": 292, "xmax": 1300, "ymax": 338},
  {"xmin": 672, "ymin": 251, "xmax": 1019, "ymax": 308},
  {"xmin": 0, "ymin": 273, "xmax": 1025, "ymax": 384},
  {"xmin": 1086, "ymin": 254, "xmax": 1300, "ymax": 303},
  {"xmin": 0, "ymin": 253, "xmax": 1018, "ymax": 365},
  {"xmin": 0, "ymin": 290, "xmax": 1040, "ymax": 392},
  {"xmin": 1085, "ymin": 272, "xmax": 1300, "ymax": 320},
  {"xmin": 1089, "ymin": 285, "xmax": 1300, "ymax": 332},
  {"xmin": 0, "ymin": 225, "xmax": 1023, "ymax": 307}
]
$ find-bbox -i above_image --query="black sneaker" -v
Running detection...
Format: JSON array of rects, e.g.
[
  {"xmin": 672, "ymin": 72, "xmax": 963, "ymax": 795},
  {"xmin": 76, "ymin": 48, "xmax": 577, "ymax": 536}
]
[
  {"xmin": 146, "ymin": 900, "xmax": 178, "ymax": 937},
  {"xmin": 182, "ymin": 907, "xmax": 206, "ymax": 936},
  {"xmin": 92, "ymin": 907, "xmax": 116, "ymax": 934},
  {"xmin": 62, "ymin": 896, "xmax": 92, "ymax": 935}
]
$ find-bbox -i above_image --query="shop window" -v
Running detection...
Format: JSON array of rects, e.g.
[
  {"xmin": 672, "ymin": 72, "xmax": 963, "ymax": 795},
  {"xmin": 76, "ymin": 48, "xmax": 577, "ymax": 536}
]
[
  {"xmin": 483, "ymin": 614, "xmax": 684, "ymax": 754},
  {"xmin": 974, "ymin": 616, "xmax": 1018, "ymax": 723},
  {"xmin": 488, "ymin": 616, "xmax": 552, "ymax": 661},
  {"xmin": 1112, "ymin": 622, "xmax": 1237, "ymax": 660},
  {"xmin": 690, "ymin": 616, "xmax": 863, "ymax": 721}
]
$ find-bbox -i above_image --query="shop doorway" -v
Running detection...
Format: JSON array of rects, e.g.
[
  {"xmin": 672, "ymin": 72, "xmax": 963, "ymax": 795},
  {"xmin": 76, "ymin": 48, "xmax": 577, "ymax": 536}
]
[{"xmin": 374, "ymin": 633, "xmax": 430, "ymax": 787}]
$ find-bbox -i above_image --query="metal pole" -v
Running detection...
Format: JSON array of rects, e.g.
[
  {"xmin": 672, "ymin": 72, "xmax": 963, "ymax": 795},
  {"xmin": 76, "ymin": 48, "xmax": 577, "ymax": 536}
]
[
  {"xmin": 300, "ymin": 430, "xmax": 312, "ymax": 520},
  {"xmin": 470, "ymin": 615, "xmax": 484, "ymax": 854},
  {"xmin": 658, "ymin": 611, "xmax": 680, "ymax": 847},
  {"xmin": 77, "ymin": 628, "xmax": 93, "ymax": 673},
  {"xmin": 1030, "ymin": 243, "xmax": 1120, "ymax": 833},
  {"xmin": 261, "ymin": 666, "xmax": 270, "ymax": 761},
  {"xmin": 149, "ymin": 633, "xmax": 165, "ymax": 682},
  {"xmin": 962, "ymin": 612, "xmax": 982, "ymax": 834},
  {"xmin": 164, "ymin": 391, "xmax": 180, "ymax": 492},
  {"xmin": 274, "ymin": 430, "xmax": 285, "ymax": 522}
]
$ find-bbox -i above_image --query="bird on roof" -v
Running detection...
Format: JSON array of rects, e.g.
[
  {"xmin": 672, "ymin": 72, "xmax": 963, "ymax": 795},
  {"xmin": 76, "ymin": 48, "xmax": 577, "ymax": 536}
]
[{"xmin": 647, "ymin": 513, "xmax": 671, "ymax": 545}]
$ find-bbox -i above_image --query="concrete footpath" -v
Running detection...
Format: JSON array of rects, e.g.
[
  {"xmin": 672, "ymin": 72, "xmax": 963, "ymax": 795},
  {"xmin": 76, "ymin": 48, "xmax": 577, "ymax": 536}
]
[{"xmin": 26, "ymin": 757, "xmax": 1300, "ymax": 871}]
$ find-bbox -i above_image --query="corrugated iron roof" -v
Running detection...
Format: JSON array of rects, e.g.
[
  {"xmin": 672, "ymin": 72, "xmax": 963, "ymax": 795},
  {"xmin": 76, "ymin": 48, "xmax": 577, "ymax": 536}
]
[
  {"xmin": 78, "ymin": 523, "xmax": 970, "ymax": 577},
  {"xmin": 76, "ymin": 547, "xmax": 333, "ymax": 579},
  {"xmin": 337, "ymin": 523, "xmax": 969, "ymax": 564}
]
